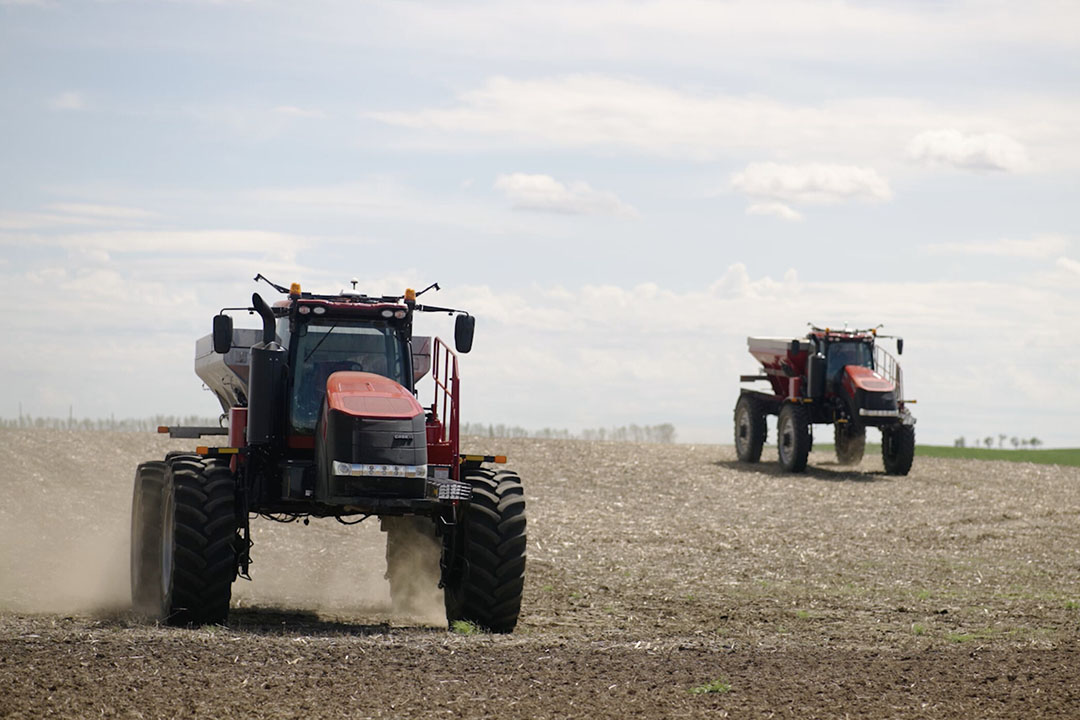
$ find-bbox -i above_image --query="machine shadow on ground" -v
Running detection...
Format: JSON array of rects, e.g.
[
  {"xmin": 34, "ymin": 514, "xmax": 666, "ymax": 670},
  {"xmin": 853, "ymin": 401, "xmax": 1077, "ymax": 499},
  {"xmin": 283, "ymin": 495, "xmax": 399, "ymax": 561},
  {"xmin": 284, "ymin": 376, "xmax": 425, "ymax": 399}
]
[
  {"xmin": 713, "ymin": 459, "xmax": 891, "ymax": 484},
  {"xmin": 94, "ymin": 606, "xmax": 445, "ymax": 637},
  {"xmin": 226, "ymin": 606, "xmax": 447, "ymax": 636}
]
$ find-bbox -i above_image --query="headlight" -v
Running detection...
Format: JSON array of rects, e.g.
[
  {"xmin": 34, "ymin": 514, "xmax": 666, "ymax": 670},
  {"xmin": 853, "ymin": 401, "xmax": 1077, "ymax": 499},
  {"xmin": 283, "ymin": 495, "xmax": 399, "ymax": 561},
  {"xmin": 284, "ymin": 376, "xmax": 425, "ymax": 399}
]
[{"xmin": 332, "ymin": 461, "xmax": 427, "ymax": 478}]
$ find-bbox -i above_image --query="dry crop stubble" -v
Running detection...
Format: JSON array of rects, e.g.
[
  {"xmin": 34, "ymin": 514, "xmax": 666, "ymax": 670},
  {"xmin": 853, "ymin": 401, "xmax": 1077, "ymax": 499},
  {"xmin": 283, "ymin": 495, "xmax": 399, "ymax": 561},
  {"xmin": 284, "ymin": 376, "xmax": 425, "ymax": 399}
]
[{"xmin": 1, "ymin": 430, "xmax": 1079, "ymax": 718}]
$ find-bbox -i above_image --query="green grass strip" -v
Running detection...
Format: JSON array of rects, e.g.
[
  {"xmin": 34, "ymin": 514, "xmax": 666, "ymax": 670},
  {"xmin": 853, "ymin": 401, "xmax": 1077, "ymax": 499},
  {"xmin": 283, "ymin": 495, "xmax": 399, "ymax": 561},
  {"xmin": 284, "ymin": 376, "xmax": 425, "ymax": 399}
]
[
  {"xmin": 914, "ymin": 445, "xmax": 1080, "ymax": 466},
  {"xmin": 815, "ymin": 443, "xmax": 1080, "ymax": 466}
]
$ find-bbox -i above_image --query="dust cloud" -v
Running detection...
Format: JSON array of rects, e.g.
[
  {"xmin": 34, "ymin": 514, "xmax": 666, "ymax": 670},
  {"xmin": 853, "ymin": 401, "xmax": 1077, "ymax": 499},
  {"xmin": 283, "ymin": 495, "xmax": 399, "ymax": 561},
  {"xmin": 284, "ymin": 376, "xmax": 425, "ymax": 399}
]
[
  {"xmin": 0, "ymin": 501, "xmax": 130, "ymax": 614},
  {"xmin": 0, "ymin": 429, "xmax": 446, "ymax": 626},
  {"xmin": 0, "ymin": 430, "xmax": 134, "ymax": 614},
  {"xmin": 230, "ymin": 515, "xmax": 446, "ymax": 627},
  {"xmin": 378, "ymin": 516, "xmax": 446, "ymax": 626}
]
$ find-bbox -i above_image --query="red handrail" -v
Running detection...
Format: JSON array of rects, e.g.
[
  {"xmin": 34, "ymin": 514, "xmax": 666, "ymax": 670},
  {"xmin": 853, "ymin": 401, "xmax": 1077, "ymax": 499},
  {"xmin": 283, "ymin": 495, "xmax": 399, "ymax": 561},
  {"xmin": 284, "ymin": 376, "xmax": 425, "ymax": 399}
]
[
  {"xmin": 429, "ymin": 337, "xmax": 460, "ymax": 480},
  {"xmin": 874, "ymin": 346, "xmax": 904, "ymax": 402}
]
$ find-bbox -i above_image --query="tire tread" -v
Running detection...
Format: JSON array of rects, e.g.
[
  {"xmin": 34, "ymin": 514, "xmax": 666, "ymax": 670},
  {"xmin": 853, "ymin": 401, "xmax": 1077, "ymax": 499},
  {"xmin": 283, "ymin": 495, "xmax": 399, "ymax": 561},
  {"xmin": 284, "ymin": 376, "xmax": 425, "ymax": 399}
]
[{"xmin": 445, "ymin": 468, "xmax": 527, "ymax": 633}]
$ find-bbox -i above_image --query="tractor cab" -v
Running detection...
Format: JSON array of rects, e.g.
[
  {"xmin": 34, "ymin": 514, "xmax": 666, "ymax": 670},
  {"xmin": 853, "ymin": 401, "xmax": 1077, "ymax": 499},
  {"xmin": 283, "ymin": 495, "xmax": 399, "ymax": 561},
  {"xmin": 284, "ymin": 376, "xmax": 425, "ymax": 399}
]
[
  {"xmin": 805, "ymin": 328, "xmax": 902, "ymax": 424},
  {"xmin": 821, "ymin": 338, "xmax": 874, "ymax": 391},
  {"xmin": 281, "ymin": 301, "xmax": 414, "ymax": 437}
]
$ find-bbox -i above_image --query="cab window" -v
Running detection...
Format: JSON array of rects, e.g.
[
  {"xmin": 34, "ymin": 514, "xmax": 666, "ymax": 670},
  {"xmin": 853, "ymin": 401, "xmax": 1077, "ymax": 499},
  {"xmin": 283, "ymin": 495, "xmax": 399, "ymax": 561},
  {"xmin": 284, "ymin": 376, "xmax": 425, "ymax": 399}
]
[
  {"xmin": 289, "ymin": 322, "xmax": 407, "ymax": 434},
  {"xmin": 826, "ymin": 342, "xmax": 873, "ymax": 381}
]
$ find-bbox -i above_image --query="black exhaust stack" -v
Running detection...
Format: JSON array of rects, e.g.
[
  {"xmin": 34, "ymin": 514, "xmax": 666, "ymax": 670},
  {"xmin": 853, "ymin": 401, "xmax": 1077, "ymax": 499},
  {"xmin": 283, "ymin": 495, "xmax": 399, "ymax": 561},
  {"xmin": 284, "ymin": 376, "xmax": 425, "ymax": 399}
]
[
  {"xmin": 807, "ymin": 351, "xmax": 826, "ymax": 399},
  {"xmin": 246, "ymin": 293, "xmax": 286, "ymax": 446}
]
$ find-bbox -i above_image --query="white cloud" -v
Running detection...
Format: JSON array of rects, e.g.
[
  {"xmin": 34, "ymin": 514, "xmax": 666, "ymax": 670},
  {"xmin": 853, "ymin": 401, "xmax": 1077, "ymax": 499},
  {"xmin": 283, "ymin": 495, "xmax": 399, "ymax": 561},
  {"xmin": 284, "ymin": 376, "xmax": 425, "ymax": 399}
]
[
  {"xmin": 745, "ymin": 202, "xmax": 803, "ymax": 222},
  {"xmin": 49, "ymin": 91, "xmax": 85, "ymax": 111},
  {"xmin": 731, "ymin": 162, "xmax": 892, "ymax": 206},
  {"xmin": 370, "ymin": 75, "xmax": 858, "ymax": 159},
  {"xmin": 709, "ymin": 263, "xmax": 752, "ymax": 299},
  {"xmin": 493, "ymin": 173, "xmax": 638, "ymax": 217},
  {"xmin": 1057, "ymin": 257, "xmax": 1080, "ymax": 276},
  {"xmin": 706, "ymin": 263, "xmax": 800, "ymax": 300},
  {"xmin": 926, "ymin": 235, "xmax": 1070, "ymax": 259},
  {"xmin": 0, "ymin": 204, "xmax": 156, "ymax": 230},
  {"xmin": 0, "ymin": 211, "xmax": 88, "ymax": 230},
  {"xmin": 907, "ymin": 129, "xmax": 1029, "ymax": 172},
  {"xmin": 345, "ymin": 1, "xmax": 1080, "ymax": 70},
  {"xmin": 366, "ymin": 74, "xmax": 1080, "ymax": 170}
]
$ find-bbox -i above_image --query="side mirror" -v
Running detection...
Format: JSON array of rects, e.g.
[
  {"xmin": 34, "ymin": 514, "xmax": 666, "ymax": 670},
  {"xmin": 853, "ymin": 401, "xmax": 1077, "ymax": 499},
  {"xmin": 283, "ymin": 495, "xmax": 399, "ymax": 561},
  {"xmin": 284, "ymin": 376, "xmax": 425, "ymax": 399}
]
[
  {"xmin": 897, "ymin": 338, "xmax": 904, "ymax": 355},
  {"xmin": 213, "ymin": 314, "xmax": 233, "ymax": 354},
  {"xmin": 454, "ymin": 314, "xmax": 475, "ymax": 354}
]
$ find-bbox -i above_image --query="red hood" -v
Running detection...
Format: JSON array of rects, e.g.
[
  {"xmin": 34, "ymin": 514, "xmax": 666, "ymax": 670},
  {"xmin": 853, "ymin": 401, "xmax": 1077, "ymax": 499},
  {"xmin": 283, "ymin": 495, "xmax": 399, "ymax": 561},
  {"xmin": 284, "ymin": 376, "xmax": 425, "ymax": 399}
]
[
  {"xmin": 844, "ymin": 366, "xmax": 895, "ymax": 393},
  {"xmin": 325, "ymin": 371, "xmax": 423, "ymax": 419}
]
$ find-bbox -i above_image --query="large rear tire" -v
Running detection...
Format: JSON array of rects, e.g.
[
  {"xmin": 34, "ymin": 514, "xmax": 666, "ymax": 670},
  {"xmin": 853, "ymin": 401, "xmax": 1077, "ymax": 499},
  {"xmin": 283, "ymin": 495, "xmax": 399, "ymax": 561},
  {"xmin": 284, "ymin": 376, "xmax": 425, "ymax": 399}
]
[
  {"xmin": 734, "ymin": 395, "xmax": 767, "ymax": 463},
  {"xmin": 160, "ymin": 459, "xmax": 237, "ymax": 626},
  {"xmin": 383, "ymin": 515, "xmax": 442, "ymax": 614},
  {"xmin": 834, "ymin": 422, "xmax": 866, "ymax": 465},
  {"xmin": 443, "ymin": 468, "xmax": 526, "ymax": 633},
  {"xmin": 882, "ymin": 424, "xmax": 915, "ymax": 476},
  {"xmin": 131, "ymin": 461, "xmax": 170, "ymax": 616},
  {"xmin": 777, "ymin": 404, "xmax": 811, "ymax": 473}
]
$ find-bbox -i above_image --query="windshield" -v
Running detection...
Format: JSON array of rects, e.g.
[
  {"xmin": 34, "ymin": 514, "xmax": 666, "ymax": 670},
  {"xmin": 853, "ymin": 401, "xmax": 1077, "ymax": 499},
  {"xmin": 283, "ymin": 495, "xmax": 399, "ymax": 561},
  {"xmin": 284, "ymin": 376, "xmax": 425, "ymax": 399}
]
[
  {"xmin": 826, "ymin": 341, "xmax": 874, "ymax": 382},
  {"xmin": 289, "ymin": 321, "xmax": 408, "ymax": 434}
]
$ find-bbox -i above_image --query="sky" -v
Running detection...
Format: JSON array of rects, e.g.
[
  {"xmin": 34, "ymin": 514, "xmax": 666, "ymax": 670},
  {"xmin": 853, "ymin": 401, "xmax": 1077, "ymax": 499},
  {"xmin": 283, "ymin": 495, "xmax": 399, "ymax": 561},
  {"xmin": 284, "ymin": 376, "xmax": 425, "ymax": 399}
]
[{"xmin": 1, "ymin": 0, "xmax": 1078, "ymax": 446}]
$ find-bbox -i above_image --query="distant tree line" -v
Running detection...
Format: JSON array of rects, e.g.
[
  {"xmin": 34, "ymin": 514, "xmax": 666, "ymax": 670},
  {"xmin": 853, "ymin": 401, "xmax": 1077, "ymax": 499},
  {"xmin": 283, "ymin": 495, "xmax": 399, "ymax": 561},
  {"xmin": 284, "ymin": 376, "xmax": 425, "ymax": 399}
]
[
  {"xmin": 461, "ymin": 422, "xmax": 677, "ymax": 444},
  {"xmin": 0, "ymin": 414, "xmax": 221, "ymax": 432},
  {"xmin": 2, "ymin": 414, "xmax": 677, "ymax": 443},
  {"xmin": 953, "ymin": 435, "xmax": 1043, "ymax": 450}
]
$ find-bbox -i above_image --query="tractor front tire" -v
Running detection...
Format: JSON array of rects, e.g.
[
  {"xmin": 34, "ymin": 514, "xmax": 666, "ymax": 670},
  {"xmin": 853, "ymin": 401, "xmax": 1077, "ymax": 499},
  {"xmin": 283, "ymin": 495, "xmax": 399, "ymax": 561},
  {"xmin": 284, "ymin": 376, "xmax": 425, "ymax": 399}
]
[
  {"xmin": 834, "ymin": 422, "xmax": 866, "ymax": 465},
  {"xmin": 777, "ymin": 403, "xmax": 811, "ymax": 473},
  {"xmin": 444, "ymin": 468, "xmax": 527, "ymax": 633},
  {"xmin": 734, "ymin": 395, "xmax": 767, "ymax": 463},
  {"xmin": 165, "ymin": 456, "xmax": 238, "ymax": 625},
  {"xmin": 882, "ymin": 424, "xmax": 916, "ymax": 476},
  {"xmin": 383, "ymin": 515, "xmax": 442, "ymax": 614},
  {"xmin": 131, "ymin": 461, "xmax": 171, "ymax": 616}
]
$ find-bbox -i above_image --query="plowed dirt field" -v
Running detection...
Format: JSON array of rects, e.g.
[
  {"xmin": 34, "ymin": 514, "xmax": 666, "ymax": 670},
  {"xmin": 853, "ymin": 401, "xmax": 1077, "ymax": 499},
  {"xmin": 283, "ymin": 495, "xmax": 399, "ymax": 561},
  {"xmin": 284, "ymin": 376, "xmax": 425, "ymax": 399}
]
[{"xmin": 2, "ymin": 429, "xmax": 1079, "ymax": 718}]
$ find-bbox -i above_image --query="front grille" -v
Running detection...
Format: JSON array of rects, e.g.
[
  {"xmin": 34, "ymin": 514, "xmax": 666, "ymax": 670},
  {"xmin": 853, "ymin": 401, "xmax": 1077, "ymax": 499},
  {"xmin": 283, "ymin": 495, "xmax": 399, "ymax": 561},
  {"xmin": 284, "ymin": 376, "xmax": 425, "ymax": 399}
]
[
  {"xmin": 332, "ymin": 475, "xmax": 426, "ymax": 499},
  {"xmin": 859, "ymin": 389, "xmax": 897, "ymax": 412}
]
